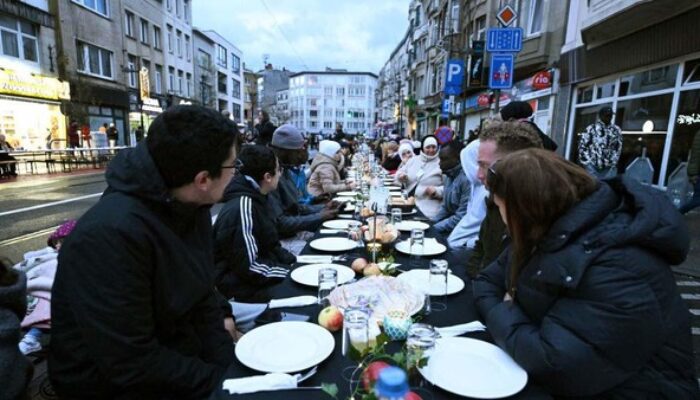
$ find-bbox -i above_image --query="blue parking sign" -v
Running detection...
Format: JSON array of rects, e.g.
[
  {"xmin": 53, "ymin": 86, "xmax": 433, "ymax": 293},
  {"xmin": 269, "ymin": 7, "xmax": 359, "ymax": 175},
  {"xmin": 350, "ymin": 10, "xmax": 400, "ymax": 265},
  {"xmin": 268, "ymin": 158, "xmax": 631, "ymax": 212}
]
[
  {"xmin": 441, "ymin": 98, "xmax": 450, "ymax": 117},
  {"xmin": 489, "ymin": 53, "xmax": 514, "ymax": 89},
  {"xmin": 444, "ymin": 59, "xmax": 464, "ymax": 95}
]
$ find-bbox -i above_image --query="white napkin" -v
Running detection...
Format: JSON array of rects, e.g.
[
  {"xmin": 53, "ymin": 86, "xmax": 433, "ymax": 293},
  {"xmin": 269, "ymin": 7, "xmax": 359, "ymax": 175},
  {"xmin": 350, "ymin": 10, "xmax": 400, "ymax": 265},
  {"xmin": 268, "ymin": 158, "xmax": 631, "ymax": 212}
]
[
  {"xmin": 269, "ymin": 295, "xmax": 317, "ymax": 309},
  {"xmin": 436, "ymin": 321, "xmax": 487, "ymax": 337},
  {"xmin": 320, "ymin": 229, "xmax": 344, "ymax": 234},
  {"xmin": 222, "ymin": 373, "xmax": 297, "ymax": 394},
  {"xmin": 296, "ymin": 255, "xmax": 332, "ymax": 264}
]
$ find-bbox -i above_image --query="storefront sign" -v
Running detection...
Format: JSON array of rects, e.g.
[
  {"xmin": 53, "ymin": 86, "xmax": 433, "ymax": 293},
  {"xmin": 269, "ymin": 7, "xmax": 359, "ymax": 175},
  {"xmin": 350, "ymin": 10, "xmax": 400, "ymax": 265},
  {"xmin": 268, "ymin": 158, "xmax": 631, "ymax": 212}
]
[
  {"xmin": 477, "ymin": 94, "xmax": 491, "ymax": 106},
  {"xmin": 142, "ymin": 97, "xmax": 163, "ymax": 114},
  {"xmin": 531, "ymin": 70, "xmax": 552, "ymax": 90},
  {"xmin": 139, "ymin": 67, "xmax": 150, "ymax": 100},
  {"xmin": 0, "ymin": 70, "xmax": 70, "ymax": 101},
  {"xmin": 677, "ymin": 113, "xmax": 700, "ymax": 125}
]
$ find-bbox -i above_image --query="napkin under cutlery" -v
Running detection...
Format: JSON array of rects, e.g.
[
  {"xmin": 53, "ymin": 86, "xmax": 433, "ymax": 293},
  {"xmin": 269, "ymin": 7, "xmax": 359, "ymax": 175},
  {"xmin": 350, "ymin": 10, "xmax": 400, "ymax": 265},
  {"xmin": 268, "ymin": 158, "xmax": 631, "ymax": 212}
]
[
  {"xmin": 319, "ymin": 229, "xmax": 344, "ymax": 234},
  {"xmin": 268, "ymin": 295, "xmax": 317, "ymax": 309},
  {"xmin": 296, "ymin": 255, "xmax": 332, "ymax": 264},
  {"xmin": 436, "ymin": 321, "xmax": 487, "ymax": 337},
  {"xmin": 222, "ymin": 373, "xmax": 297, "ymax": 394}
]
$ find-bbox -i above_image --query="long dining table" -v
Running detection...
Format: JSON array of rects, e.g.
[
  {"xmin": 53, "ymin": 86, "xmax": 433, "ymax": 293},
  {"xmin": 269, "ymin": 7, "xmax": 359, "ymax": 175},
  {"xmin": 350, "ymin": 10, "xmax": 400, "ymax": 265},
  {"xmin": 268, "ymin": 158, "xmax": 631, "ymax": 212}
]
[{"xmin": 210, "ymin": 209, "xmax": 552, "ymax": 400}]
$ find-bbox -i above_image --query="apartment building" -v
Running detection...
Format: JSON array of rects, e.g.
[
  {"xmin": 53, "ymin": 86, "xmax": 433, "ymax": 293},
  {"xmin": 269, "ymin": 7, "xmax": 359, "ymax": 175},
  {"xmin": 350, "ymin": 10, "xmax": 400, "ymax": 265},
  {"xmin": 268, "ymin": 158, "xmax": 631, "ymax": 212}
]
[
  {"xmin": 243, "ymin": 66, "xmax": 260, "ymax": 128},
  {"xmin": 289, "ymin": 70, "xmax": 377, "ymax": 136},
  {"xmin": 162, "ymin": 0, "xmax": 193, "ymax": 106}
]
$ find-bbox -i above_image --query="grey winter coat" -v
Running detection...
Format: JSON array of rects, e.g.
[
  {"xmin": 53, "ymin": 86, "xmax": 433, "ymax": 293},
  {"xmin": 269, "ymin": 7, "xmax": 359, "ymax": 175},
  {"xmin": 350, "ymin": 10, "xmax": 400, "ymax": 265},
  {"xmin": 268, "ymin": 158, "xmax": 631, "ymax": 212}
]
[
  {"xmin": 307, "ymin": 153, "xmax": 350, "ymax": 196},
  {"xmin": 432, "ymin": 165, "xmax": 471, "ymax": 234}
]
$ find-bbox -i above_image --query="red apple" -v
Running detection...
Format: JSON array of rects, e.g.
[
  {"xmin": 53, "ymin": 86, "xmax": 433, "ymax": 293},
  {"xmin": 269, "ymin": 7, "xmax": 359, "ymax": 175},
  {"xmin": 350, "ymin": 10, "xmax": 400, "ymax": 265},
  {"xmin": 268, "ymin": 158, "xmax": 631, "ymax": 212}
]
[
  {"xmin": 405, "ymin": 391, "xmax": 423, "ymax": 400},
  {"xmin": 361, "ymin": 361, "xmax": 390, "ymax": 391},
  {"xmin": 318, "ymin": 306, "xmax": 343, "ymax": 332}
]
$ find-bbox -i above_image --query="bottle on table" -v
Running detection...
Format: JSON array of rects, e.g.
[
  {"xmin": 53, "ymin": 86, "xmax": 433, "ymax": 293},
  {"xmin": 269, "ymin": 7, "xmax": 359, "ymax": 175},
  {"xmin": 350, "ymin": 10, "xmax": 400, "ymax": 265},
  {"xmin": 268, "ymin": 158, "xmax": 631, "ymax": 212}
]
[{"xmin": 374, "ymin": 366, "xmax": 409, "ymax": 400}]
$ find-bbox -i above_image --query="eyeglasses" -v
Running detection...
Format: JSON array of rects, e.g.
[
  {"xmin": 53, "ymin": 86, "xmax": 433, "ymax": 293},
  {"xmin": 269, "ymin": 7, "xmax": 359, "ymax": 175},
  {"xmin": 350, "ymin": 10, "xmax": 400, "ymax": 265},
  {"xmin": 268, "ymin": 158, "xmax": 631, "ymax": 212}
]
[{"xmin": 221, "ymin": 159, "xmax": 244, "ymax": 174}]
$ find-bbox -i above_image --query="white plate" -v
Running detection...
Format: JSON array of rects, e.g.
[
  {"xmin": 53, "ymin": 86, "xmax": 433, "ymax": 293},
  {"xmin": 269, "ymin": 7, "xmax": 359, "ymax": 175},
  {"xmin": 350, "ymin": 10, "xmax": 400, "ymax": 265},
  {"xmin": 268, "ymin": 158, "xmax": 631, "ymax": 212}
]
[
  {"xmin": 291, "ymin": 263, "xmax": 356, "ymax": 286},
  {"xmin": 323, "ymin": 219, "xmax": 361, "ymax": 230},
  {"xmin": 420, "ymin": 337, "xmax": 527, "ymax": 398},
  {"xmin": 385, "ymin": 185, "xmax": 402, "ymax": 190},
  {"xmin": 333, "ymin": 197, "xmax": 356, "ymax": 203},
  {"xmin": 235, "ymin": 321, "xmax": 335, "ymax": 373},
  {"xmin": 310, "ymin": 237, "xmax": 358, "ymax": 252},
  {"xmin": 394, "ymin": 220, "xmax": 430, "ymax": 232},
  {"xmin": 336, "ymin": 191, "xmax": 359, "ymax": 197},
  {"xmin": 396, "ymin": 269, "xmax": 465, "ymax": 296},
  {"xmin": 338, "ymin": 214, "xmax": 354, "ymax": 219},
  {"xmin": 395, "ymin": 239, "xmax": 447, "ymax": 256}
]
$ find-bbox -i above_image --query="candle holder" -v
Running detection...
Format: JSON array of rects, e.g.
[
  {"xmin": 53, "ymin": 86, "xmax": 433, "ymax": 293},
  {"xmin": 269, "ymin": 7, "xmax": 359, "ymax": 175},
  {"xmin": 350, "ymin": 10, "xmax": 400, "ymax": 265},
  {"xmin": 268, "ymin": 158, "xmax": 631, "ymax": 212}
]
[{"xmin": 382, "ymin": 310, "xmax": 411, "ymax": 341}]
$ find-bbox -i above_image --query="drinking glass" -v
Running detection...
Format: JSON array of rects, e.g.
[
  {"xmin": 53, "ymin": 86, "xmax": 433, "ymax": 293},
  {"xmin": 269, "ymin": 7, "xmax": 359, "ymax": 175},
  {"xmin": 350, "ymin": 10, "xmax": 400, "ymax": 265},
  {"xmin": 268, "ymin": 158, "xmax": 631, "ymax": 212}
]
[
  {"xmin": 409, "ymin": 229, "xmax": 425, "ymax": 267},
  {"xmin": 429, "ymin": 259, "xmax": 449, "ymax": 311},
  {"xmin": 344, "ymin": 309, "xmax": 369, "ymax": 358},
  {"xmin": 391, "ymin": 208, "xmax": 403, "ymax": 225},
  {"xmin": 405, "ymin": 323, "xmax": 438, "ymax": 385},
  {"xmin": 317, "ymin": 268, "xmax": 338, "ymax": 306},
  {"xmin": 348, "ymin": 225, "xmax": 363, "ymax": 247}
]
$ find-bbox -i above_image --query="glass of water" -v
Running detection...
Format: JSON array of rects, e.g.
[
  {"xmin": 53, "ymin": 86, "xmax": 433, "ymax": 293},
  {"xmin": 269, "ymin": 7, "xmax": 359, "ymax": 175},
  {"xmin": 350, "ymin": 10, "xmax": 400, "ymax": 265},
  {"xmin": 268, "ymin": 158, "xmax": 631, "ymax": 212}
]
[
  {"xmin": 317, "ymin": 268, "xmax": 338, "ymax": 306},
  {"xmin": 405, "ymin": 323, "xmax": 438, "ymax": 385},
  {"xmin": 344, "ymin": 309, "xmax": 369, "ymax": 358},
  {"xmin": 348, "ymin": 225, "xmax": 363, "ymax": 247},
  {"xmin": 429, "ymin": 259, "xmax": 449, "ymax": 311},
  {"xmin": 410, "ymin": 229, "xmax": 425, "ymax": 267},
  {"xmin": 391, "ymin": 208, "xmax": 403, "ymax": 225}
]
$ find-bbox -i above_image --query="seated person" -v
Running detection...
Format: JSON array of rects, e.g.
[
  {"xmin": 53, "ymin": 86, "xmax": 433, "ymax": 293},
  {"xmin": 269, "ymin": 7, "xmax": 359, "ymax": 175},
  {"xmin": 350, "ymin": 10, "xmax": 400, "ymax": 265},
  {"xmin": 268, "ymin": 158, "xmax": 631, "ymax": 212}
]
[
  {"xmin": 394, "ymin": 136, "xmax": 443, "ymax": 219},
  {"xmin": 432, "ymin": 141, "xmax": 470, "ymax": 234},
  {"xmin": 49, "ymin": 106, "xmax": 237, "ymax": 399},
  {"xmin": 381, "ymin": 141, "xmax": 401, "ymax": 173},
  {"xmin": 307, "ymin": 140, "xmax": 356, "ymax": 197},
  {"xmin": 474, "ymin": 149, "xmax": 699, "ymax": 398},
  {"xmin": 0, "ymin": 133, "xmax": 18, "ymax": 177},
  {"xmin": 1, "ymin": 258, "xmax": 32, "ymax": 399},
  {"xmin": 214, "ymin": 145, "xmax": 293, "ymax": 303}
]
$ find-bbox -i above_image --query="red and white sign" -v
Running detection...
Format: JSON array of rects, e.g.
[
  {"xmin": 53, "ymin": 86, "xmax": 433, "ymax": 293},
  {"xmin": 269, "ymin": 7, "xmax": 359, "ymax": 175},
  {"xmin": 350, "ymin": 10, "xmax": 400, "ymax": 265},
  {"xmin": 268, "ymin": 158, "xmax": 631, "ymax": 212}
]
[
  {"xmin": 477, "ymin": 94, "xmax": 490, "ymax": 107},
  {"xmin": 496, "ymin": 5, "xmax": 517, "ymax": 27},
  {"xmin": 531, "ymin": 70, "xmax": 552, "ymax": 90}
]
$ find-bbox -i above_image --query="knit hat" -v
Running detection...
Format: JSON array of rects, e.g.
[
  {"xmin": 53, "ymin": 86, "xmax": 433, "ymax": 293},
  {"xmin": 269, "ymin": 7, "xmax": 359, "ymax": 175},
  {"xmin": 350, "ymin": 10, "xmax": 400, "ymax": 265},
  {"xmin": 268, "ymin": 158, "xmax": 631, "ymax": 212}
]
[
  {"xmin": 500, "ymin": 101, "xmax": 533, "ymax": 121},
  {"xmin": 422, "ymin": 136, "xmax": 438, "ymax": 151},
  {"xmin": 48, "ymin": 220, "xmax": 77, "ymax": 248},
  {"xmin": 399, "ymin": 143, "xmax": 414, "ymax": 156},
  {"xmin": 271, "ymin": 124, "xmax": 305, "ymax": 150},
  {"xmin": 319, "ymin": 140, "xmax": 341, "ymax": 157}
]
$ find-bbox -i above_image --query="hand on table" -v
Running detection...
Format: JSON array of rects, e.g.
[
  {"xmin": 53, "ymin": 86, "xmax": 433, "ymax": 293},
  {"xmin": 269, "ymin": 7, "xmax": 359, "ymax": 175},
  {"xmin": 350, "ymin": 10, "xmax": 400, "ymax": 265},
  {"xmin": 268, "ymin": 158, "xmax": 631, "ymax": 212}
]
[
  {"xmin": 224, "ymin": 317, "xmax": 244, "ymax": 343},
  {"xmin": 320, "ymin": 208, "xmax": 340, "ymax": 220}
]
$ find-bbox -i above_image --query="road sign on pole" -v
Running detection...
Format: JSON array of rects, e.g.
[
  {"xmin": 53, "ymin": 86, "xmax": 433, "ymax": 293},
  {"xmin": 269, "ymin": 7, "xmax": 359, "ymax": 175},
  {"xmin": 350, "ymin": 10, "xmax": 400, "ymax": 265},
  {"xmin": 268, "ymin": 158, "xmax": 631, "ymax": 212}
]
[
  {"xmin": 486, "ymin": 28, "xmax": 523, "ymax": 52},
  {"xmin": 441, "ymin": 98, "xmax": 450, "ymax": 118},
  {"xmin": 496, "ymin": 5, "xmax": 517, "ymax": 27},
  {"xmin": 444, "ymin": 59, "xmax": 464, "ymax": 96},
  {"xmin": 489, "ymin": 53, "xmax": 514, "ymax": 90}
]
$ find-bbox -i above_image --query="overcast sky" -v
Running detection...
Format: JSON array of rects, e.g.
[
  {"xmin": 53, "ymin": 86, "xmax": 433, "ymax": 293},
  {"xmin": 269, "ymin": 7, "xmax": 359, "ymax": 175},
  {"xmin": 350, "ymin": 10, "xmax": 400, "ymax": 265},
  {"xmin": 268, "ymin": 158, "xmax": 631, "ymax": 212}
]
[{"xmin": 192, "ymin": 0, "xmax": 409, "ymax": 73}]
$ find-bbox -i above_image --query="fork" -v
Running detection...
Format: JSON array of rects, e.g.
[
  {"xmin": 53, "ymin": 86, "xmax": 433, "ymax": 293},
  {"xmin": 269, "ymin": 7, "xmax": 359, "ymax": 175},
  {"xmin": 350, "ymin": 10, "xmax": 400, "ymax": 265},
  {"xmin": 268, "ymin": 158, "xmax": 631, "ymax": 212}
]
[{"xmin": 295, "ymin": 366, "xmax": 318, "ymax": 384}]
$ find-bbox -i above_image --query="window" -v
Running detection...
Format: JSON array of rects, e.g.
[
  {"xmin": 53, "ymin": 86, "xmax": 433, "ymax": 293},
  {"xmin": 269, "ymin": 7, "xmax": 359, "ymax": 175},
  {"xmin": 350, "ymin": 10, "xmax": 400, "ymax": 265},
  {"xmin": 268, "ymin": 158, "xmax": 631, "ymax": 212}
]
[
  {"xmin": 415, "ymin": 4, "xmax": 421, "ymax": 26},
  {"xmin": 232, "ymin": 103, "xmax": 241, "ymax": 121},
  {"xmin": 166, "ymin": 0, "xmax": 172, "ymax": 11},
  {"xmin": 198, "ymin": 49, "xmax": 211, "ymax": 68},
  {"xmin": 124, "ymin": 11, "xmax": 134, "ymax": 38},
  {"xmin": 175, "ymin": 0, "xmax": 181, "ymax": 17},
  {"xmin": 216, "ymin": 44, "xmax": 227, "ymax": 68},
  {"xmin": 73, "ymin": 0, "xmax": 108, "ymax": 16},
  {"xmin": 155, "ymin": 64, "xmax": 163, "ymax": 94},
  {"xmin": 231, "ymin": 54, "xmax": 240, "ymax": 74},
  {"xmin": 184, "ymin": 0, "xmax": 190, "ymax": 22},
  {"xmin": 186, "ymin": 73, "xmax": 192, "ymax": 97},
  {"xmin": 217, "ymin": 72, "xmax": 226, "ymax": 93},
  {"xmin": 166, "ymin": 25, "xmax": 173, "ymax": 53},
  {"xmin": 168, "ymin": 66, "xmax": 175, "ymax": 91},
  {"xmin": 153, "ymin": 26, "xmax": 161, "ymax": 49},
  {"xmin": 139, "ymin": 19, "xmax": 148, "ymax": 44},
  {"xmin": 474, "ymin": 16, "xmax": 486, "ymax": 41},
  {"xmin": 176, "ymin": 30, "xmax": 182, "ymax": 57},
  {"xmin": 127, "ymin": 54, "xmax": 137, "ymax": 87},
  {"xmin": 0, "ymin": 16, "xmax": 38, "ymax": 62},
  {"xmin": 451, "ymin": 3, "xmax": 459, "ymax": 33},
  {"xmin": 619, "ymin": 65, "xmax": 678, "ymax": 96},
  {"xmin": 177, "ymin": 70, "xmax": 184, "ymax": 94},
  {"xmin": 324, "ymin": 121, "xmax": 333, "ymax": 129},
  {"xmin": 517, "ymin": 0, "xmax": 543, "ymax": 36},
  {"xmin": 324, "ymin": 86, "xmax": 333, "ymax": 96},
  {"xmin": 336, "ymin": 87, "xmax": 345, "ymax": 96},
  {"xmin": 184, "ymin": 34, "xmax": 190, "ymax": 61},
  {"xmin": 231, "ymin": 78, "xmax": 241, "ymax": 99},
  {"xmin": 309, "ymin": 110, "xmax": 318, "ymax": 118},
  {"xmin": 77, "ymin": 41, "xmax": 113, "ymax": 79}
]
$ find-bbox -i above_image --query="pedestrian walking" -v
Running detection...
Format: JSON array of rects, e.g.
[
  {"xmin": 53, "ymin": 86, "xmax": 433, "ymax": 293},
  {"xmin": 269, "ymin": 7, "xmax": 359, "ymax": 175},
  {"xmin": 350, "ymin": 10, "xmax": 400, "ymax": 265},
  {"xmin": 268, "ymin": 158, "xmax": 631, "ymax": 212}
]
[
  {"xmin": 578, "ymin": 106, "xmax": 623, "ymax": 179},
  {"xmin": 49, "ymin": 105, "xmax": 239, "ymax": 399}
]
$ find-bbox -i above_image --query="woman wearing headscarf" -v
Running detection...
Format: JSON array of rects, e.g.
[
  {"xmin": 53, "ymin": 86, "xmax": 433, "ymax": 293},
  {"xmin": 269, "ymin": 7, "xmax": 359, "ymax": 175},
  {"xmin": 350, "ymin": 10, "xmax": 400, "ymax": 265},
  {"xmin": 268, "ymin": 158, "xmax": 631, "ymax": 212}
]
[
  {"xmin": 474, "ymin": 149, "xmax": 699, "ymax": 398},
  {"xmin": 397, "ymin": 142, "xmax": 414, "ymax": 169},
  {"xmin": 307, "ymin": 140, "xmax": 356, "ymax": 197},
  {"xmin": 394, "ymin": 135, "xmax": 443, "ymax": 218}
]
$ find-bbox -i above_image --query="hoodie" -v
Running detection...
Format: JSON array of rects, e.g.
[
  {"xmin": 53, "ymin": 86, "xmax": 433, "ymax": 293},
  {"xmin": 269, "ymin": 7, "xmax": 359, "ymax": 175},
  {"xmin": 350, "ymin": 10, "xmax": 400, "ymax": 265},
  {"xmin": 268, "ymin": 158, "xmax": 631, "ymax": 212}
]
[
  {"xmin": 213, "ymin": 174, "xmax": 293, "ymax": 302},
  {"xmin": 474, "ymin": 177, "xmax": 698, "ymax": 398},
  {"xmin": 49, "ymin": 143, "xmax": 233, "ymax": 399},
  {"xmin": 447, "ymin": 140, "xmax": 488, "ymax": 248},
  {"xmin": 432, "ymin": 164, "xmax": 471, "ymax": 233}
]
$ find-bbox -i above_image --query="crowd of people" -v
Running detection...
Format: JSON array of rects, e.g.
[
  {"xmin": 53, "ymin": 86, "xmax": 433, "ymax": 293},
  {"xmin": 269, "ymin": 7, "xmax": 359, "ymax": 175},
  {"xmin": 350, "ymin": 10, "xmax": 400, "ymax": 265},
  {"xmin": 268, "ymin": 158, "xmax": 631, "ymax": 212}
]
[{"xmin": 1, "ymin": 101, "xmax": 699, "ymax": 399}]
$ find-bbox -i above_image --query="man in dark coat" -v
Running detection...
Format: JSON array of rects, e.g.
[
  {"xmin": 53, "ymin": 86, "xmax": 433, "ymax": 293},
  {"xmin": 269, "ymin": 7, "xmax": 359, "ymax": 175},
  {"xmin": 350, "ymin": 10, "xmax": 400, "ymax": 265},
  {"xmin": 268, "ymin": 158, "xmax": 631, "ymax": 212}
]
[
  {"xmin": 49, "ymin": 106, "xmax": 239, "ymax": 399},
  {"xmin": 474, "ymin": 176, "xmax": 699, "ymax": 398},
  {"xmin": 500, "ymin": 101, "xmax": 557, "ymax": 152},
  {"xmin": 254, "ymin": 110, "xmax": 276, "ymax": 146},
  {"xmin": 213, "ymin": 145, "xmax": 294, "ymax": 303}
]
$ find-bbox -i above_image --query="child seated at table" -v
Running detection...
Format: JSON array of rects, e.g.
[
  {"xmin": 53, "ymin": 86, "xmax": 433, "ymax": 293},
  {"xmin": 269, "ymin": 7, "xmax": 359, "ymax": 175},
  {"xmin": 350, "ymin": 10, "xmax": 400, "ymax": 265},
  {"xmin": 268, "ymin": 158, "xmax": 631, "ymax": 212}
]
[{"xmin": 213, "ymin": 145, "xmax": 294, "ymax": 304}]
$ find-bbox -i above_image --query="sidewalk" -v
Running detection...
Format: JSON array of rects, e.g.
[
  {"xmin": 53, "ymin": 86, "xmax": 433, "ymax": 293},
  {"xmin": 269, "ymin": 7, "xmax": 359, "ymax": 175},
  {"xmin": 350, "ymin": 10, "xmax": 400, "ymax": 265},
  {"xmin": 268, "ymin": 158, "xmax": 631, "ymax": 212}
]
[{"xmin": 0, "ymin": 168, "xmax": 105, "ymax": 189}]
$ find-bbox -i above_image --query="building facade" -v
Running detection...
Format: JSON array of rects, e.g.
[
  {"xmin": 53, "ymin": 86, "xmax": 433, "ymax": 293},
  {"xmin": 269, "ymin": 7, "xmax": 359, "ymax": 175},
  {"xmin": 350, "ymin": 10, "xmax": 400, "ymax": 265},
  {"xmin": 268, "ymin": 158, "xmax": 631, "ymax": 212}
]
[
  {"xmin": 194, "ymin": 30, "xmax": 243, "ymax": 122},
  {"xmin": 289, "ymin": 70, "xmax": 377, "ymax": 136},
  {"xmin": 376, "ymin": 28, "xmax": 411, "ymax": 137},
  {"xmin": 557, "ymin": 0, "xmax": 700, "ymax": 188},
  {"xmin": 243, "ymin": 66, "xmax": 259, "ymax": 129},
  {"xmin": 161, "ymin": 0, "xmax": 194, "ymax": 107},
  {"xmin": 256, "ymin": 64, "xmax": 293, "ymax": 112},
  {"xmin": 192, "ymin": 28, "xmax": 215, "ymax": 110},
  {"xmin": 0, "ymin": 0, "xmax": 70, "ymax": 150}
]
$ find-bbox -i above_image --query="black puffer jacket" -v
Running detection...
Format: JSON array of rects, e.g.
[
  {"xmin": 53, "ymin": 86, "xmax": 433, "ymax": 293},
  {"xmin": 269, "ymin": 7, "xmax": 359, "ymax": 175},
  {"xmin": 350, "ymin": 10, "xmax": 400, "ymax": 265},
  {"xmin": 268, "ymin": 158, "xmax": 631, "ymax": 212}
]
[
  {"xmin": 267, "ymin": 168, "xmax": 324, "ymax": 238},
  {"xmin": 49, "ymin": 143, "xmax": 233, "ymax": 399},
  {"xmin": 213, "ymin": 174, "xmax": 293, "ymax": 302},
  {"xmin": 474, "ymin": 177, "xmax": 698, "ymax": 399}
]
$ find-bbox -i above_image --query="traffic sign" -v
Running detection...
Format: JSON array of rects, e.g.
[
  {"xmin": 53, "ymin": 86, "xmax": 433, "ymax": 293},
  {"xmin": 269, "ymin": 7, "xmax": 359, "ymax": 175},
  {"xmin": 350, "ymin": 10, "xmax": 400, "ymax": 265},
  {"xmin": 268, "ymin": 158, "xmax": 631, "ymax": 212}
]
[
  {"xmin": 486, "ymin": 28, "xmax": 523, "ymax": 52},
  {"xmin": 496, "ymin": 5, "xmax": 517, "ymax": 27},
  {"xmin": 444, "ymin": 59, "xmax": 464, "ymax": 96},
  {"xmin": 489, "ymin": 53, "xmax": 514, "ymax": 89},
  {"xmin": 441, "ymin": 98, "xmax": 450, "ymax": 117}
]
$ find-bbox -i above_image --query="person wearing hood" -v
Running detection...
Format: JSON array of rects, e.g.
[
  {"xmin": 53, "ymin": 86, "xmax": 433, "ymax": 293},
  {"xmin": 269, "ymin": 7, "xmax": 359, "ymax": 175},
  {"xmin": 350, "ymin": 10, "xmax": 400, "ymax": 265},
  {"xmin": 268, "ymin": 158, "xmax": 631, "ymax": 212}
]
[
  {"xmin": 432, "ymin": 140, "xmax": 471, "ymax": 234},
  {"xmin": 474, "ymin": 148, "xmax": 698, "ymax": 398},
  {"xmin": 394, "ymin": 135, "xmax": 444, "ymax": 219},
  {"xmin": 447, "ymin": 139, "xmax": 488, "ymax": 250},
  {"xmin": 49, "ymin": 106, "xmax": 238, "ymax": 399},
  {"xmin": 500, "ymin": 101, "xmax": 557, "ymax": 152},
  {"xmin": 397, "ymin": 142, "xmax": 414, "ymax": 168},
  {"xmin": 214, "ymin": 145, "xmax": 293, "ymax": 303},
  {"xmin": 463, "ymin": 121, "xmax": 542, "ymax": 277},
  {"xmin": 307, "ymin": 140, "xmax": 356, "ymax": 197}
]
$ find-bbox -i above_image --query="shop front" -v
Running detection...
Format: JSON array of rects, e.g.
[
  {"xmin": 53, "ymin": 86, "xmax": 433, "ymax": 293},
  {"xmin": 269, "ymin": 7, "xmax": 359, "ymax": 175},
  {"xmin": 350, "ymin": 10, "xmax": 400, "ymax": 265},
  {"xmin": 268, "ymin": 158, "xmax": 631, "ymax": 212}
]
[
  {"xmin": 128, "ymin": 94, "xmax": 164, "ymax": 144},
  {"xmin": 565, "ymin": 56, "xmax": 700, "ymax": 187},
  {"xmin": 0, "ymin": 69, "xmax": 70, "ymax": 150},
  {"xmin": 68, "ymin": 81, "xmax": 129, "ymax": 147}
]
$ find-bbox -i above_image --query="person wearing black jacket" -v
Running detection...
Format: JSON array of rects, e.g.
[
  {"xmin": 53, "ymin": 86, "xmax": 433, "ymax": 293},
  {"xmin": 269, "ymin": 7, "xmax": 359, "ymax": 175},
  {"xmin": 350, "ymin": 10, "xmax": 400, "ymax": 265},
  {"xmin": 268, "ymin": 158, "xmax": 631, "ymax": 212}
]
[
  {"xmin": 214, "ymin": 145, "xmax": 294, "ymax": 303},
  {"xmin": 254, "ymin": 110, "xmax": 276, "ymax": 146},
  {"xmin": 475, "ymin": 149, "xmax": 699, "ymax": 398},
  {"xmin": 49, "ymin": 106, "xmax": 239, "ymax": 399},
  {"xmin": 500, "ymin": 101, "xmax": 557, "ymax": 152}
]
